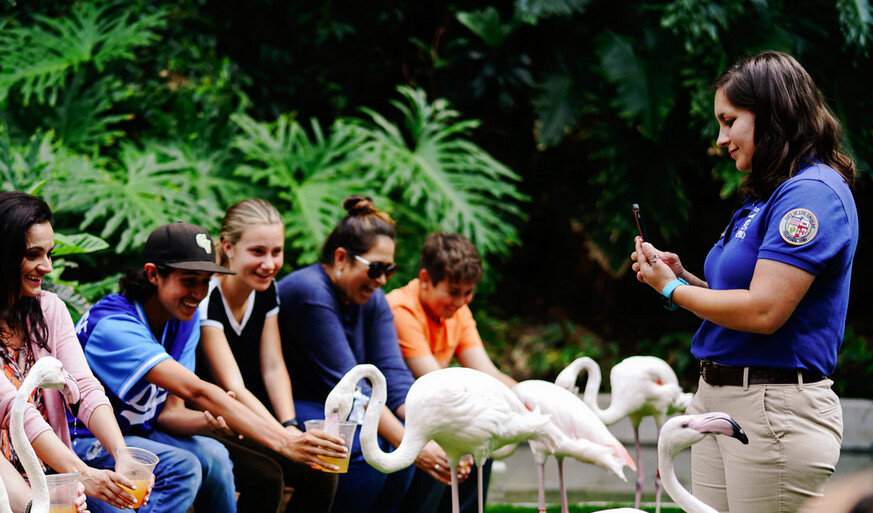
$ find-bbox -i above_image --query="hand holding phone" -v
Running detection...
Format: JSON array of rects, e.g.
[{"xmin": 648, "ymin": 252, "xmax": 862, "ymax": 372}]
[{"xmin": 632, "ymin": 203, "xmax": 648, "ymax": 242}]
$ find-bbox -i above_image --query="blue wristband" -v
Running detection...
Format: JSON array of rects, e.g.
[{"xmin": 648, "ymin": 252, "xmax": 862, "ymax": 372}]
[{"xmin": 660, "ymin": 277, "xmax": 688, "ymax": 311}]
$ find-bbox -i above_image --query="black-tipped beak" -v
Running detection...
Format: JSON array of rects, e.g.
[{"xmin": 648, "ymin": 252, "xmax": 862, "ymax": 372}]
[{"xmin": 727, "ymin": 417, "xmax": 749, "ymax": 444}]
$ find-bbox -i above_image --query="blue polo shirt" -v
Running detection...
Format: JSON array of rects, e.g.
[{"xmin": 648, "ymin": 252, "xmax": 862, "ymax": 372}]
[
  {"xmin": 691, "ymin": 163, "xmax": 858, "ymax": 376},
  {"xmin": 277, "ymin": 264, "xmax": 413, "ymax": 413},
  {"xmin": 74, "ymin": 294, "xmax": 199, "ymax": 434}
]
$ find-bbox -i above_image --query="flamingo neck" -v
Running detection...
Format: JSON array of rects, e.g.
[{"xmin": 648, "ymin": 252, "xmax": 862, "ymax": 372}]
[
  {"xmin": 658, "ymin": 444, "xmax": 716, "ymax": 513},
  {"xmin": 353, "ymin": 368, "xmax": 427, "ymax": 473},
  {"xmin": 559, "ymin": 359, "xmax": 626, "ymax": 425},
  {"xmin": 11, "ymin": 374, "xmax": 49, "ymax": 513}
]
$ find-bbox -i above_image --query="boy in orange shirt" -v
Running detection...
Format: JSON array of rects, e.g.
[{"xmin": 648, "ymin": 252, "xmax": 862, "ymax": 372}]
[{"xmin": 387, "ymin": 232, "xmax": 516, "ymax": 513}]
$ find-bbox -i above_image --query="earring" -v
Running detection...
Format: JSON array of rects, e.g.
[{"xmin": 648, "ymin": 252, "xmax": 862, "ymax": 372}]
[{"xmin": 336, "ymin": 270, "xmax": 342, "ymax": 279}]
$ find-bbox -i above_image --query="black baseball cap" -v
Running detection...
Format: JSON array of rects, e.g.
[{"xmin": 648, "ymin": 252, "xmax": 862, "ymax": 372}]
[{"xmin": 144, "ymin": 222, "xmax": 235, "ymax": 275}]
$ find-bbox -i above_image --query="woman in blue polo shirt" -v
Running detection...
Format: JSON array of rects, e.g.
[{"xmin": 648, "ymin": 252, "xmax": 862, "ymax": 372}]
[
  {"xmin": 633, "ymin": 51, "xmax": 857, "ymax": 513},
  {"xmin": 277, "ymin": 196, "xmax": 453, "ymax": 513}
]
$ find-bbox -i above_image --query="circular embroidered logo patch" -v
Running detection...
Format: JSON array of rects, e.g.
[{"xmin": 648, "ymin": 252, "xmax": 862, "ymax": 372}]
[{"xmin": 779, "ymin": 209, "xmax": 818, "ymax": 245}]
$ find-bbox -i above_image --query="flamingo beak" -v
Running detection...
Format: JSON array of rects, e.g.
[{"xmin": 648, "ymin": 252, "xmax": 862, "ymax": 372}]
[{"xmin": 689, "ymin": 412, "xmax": 749, "ymax": 444}]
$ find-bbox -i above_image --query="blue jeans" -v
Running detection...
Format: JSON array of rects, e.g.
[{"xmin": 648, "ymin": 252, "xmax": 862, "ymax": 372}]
[
  {"xmin": 296, "ymin": 400, "xmax": 415, "ymax": 513},
  {"xmin": 73, "ymin": 432, "xmax": 236, "ymax": 513}
]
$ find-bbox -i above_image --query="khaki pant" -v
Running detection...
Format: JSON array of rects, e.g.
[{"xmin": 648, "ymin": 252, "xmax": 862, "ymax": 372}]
[{"xmin": 688, "ymin": 376, "xmax": 843, "ymax": 513}]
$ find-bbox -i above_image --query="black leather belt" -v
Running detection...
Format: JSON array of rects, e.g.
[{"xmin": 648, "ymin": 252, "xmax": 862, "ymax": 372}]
[{"xmin": 699, "ymin": 360, "xmax": 824, "ymax": 386}]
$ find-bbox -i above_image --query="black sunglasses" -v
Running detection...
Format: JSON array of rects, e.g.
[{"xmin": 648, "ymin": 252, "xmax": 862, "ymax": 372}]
[{"xmin": 354, "ymin": 254, "xmax": 398, "ymax": 280}]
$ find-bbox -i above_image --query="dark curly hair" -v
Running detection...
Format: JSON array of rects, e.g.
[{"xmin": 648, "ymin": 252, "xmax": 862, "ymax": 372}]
[
  {"xmin": 714, "ymin": 51, "xmax": 855, "ymax": 200},
  {"xmin": 0, "ymin": 191, "xmax": 53, "ymax": 355}
]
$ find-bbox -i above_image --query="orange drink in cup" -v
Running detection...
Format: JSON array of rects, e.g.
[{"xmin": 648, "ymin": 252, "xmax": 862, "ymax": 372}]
[
  {"xmin": 46, "ymin": 473, "xmax": 80, "ymax": 513},
  {"xmin": 115, "ymin": 447, "xmax": 159, "ymax": 509},
  {"xmin": 303, "ymin": 419, "xmax": 356, "ymax": 473}
]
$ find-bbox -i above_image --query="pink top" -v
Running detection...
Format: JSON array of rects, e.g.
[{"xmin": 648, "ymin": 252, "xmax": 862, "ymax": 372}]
[{"xmin": 0, "ymin": 292, "xmax": 111, "ymax": 447}]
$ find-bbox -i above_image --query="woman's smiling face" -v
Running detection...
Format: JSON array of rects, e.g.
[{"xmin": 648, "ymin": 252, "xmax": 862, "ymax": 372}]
[
  {"xmin": 19, "ymin": 221, "xmax": 54, "ymax": 299},
  {"xmin": 715, "ymin": 88, "xmax": 756, "ymax": 173},
  {"xmin": 224, "ymin": 223, "xmax": 284, "ymax": 292}
]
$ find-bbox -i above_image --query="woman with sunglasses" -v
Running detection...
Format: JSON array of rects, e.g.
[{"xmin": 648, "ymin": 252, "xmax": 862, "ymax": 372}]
[
  {"xmin": 196, "ymin": 199, "xmax": 339, "ymax": 513},
  {"xmin": 277, "ymin": 196, "xmax": 452, "ymax": 513}
]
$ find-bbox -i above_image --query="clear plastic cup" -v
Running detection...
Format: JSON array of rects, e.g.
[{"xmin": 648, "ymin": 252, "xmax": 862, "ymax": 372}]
[
  {"xmin": 45, "ymin": 472, "xmax": 80, "ymax": 513},
  {"xmin": 304, "ymin": 419, "xmax": 357, "ymax": 473},
  {"xmin": 114, "ymin": 447, "xmax": 159, "ymax": 509}
]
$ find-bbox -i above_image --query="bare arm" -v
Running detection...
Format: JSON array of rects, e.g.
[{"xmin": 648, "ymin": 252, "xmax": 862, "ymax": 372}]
[
  {"xmin": 259, "ymin": 316, "xmax": 297, "ymax": 426},
  {"xmin": 403, "ymin": 355, "xmax": 442, "ymax": 379},
  {"xmin": 199, "ymin": 325, "xmax": 283, "ymax": 429},
  {"xmin": 636, "ymin": 240, "xmax": 813, "ymax": 334},
  {"xmin": 83, "ymin": 404, "xmax": 127, "ymax": 459},
  {"xmin": 30, "ymin": 431, "xmax": 134, "ymax": 509},
  {"xmin": 456, "ymin": 347, "xmax": 517, "ymax": 388},
  {"xmin": 1, "ymin": 456, "xmax": 31, "ymax": 513},
  {"xmin": 145, "ymin": 359, "xmax": 347, "ymax": 466}
]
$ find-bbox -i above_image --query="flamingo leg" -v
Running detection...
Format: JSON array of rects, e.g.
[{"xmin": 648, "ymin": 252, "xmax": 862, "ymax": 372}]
[
  {"xmin": 478, "ymin": 462, "xmax": 484, "ymax": 513},
  {"xmin": 633, "ymin": 423, "xmax": 644, "ymax": 509},
  {"xmin": 537, "ymin": 463, "xmax": 547, "ymax": 513},
  {"xmin": 557, "ymin": 458, "xmax": 569, "ymax": 513},
  {"xmin": 654, "ymin": 425, "xmax": 663, "ymax": 513},
  {"xmin": 451, "ymin": 465, "xmax": 460, "ymax": 513}
]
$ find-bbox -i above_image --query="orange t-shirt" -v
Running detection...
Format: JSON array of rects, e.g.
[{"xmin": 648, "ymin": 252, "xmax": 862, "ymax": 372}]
[{"xmin": 385, "ymin": 279, "xmax": 483, "ymax": 369}]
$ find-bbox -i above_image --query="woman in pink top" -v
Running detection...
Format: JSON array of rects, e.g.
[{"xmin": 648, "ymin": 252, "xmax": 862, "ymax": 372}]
[{"xmin": 0, "ymin": 191, "xmax": 145, "ymax": 511}]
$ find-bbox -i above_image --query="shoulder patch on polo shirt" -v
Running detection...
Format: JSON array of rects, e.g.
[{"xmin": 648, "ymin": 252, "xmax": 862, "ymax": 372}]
[{"xmin": 779, "ymin": 208, "xmax": 818, "ymax": 245}]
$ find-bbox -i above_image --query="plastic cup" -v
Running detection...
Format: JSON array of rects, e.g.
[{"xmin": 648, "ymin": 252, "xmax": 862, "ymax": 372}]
[
  {"xmin": 45, "ymin": 472, "xmax": 79, "ymax": 513},
  {"xmin": 114, "ymin": 447, "xmax": 159, "ymax": 509},
  {"xmin": 304, "ymin": 419, "xmax": 357, "ymax": 473}
]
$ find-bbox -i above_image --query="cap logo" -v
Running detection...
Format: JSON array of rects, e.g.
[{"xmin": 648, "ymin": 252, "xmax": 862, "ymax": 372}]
[
  {"xmin": 779, "ymin": 208, "xmax": 818, "ymax": 245},
  {"xmin": 195, "ymin": 233, "xmax": 213, "ymax": 254}
]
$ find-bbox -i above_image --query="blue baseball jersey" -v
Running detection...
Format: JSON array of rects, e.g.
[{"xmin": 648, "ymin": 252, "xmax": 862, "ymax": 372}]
[
  {"xmin": 691, "ymin": 163, "xmax": 858, "ymax": 375},
  {"xmin": 74, "ymin": 294, "xmax": 199, "ymax": 435}
]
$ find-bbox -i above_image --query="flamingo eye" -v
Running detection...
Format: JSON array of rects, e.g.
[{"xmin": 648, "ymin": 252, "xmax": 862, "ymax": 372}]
[
  {"xmin": 656, "ymin": 379, "xmax": 663, "ymax": 385},
  {"xmin": 681, "ymin": 422, "xmax": 689, "ymax": 428}
]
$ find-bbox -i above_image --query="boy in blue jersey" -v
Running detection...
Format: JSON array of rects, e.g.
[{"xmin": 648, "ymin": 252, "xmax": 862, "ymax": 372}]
[{"xmin": 75, "ymin": 223, "xmax": 346, "ymax": 513}]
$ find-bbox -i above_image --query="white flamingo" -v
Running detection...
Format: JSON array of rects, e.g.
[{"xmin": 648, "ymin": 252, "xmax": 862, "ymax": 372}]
[
  {"xmin": 324, "ymin": 364, "xmax": 561, "ymax": 513},
  {"xmin": 10, "ymin": 356, "xmax": 82, "ymax": 513},
  {"xmin": 513, "ymin": 380, "xmax": 636, "ymax": 513},
  {"xmin": 592, "ymin": 412, "xmax": 748, "ymax": 513},
  {"xmin": 555, "ymin": 356, "xmax": 692, "ymax": 511}
]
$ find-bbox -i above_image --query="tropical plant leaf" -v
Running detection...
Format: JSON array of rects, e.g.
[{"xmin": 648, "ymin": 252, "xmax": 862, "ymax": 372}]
[
  {"xmin": 53, "ymin": 143, "xmax": 222, "ymax": 253},
  {"xmin": 0, "ymin": 3, "xmax": 165, "ymax": 105},
  {"xmin": 514, "ymin": 0, "xmax": 590, "ymax": 25},
  {"xmin": 52, "ymin": 232, "xmax": 110, "ymax": 257},
  {"xmin": 46, "ymin": 72, "xmax": 129, "ymax": 149},
  {"xmin": 596, "ymin": 31, "xmax": 676, "ymax": 139},
  {"xmin": 232, "ymin": 113, "xmax": 374, "ymax": 264},
  {"xmin": 354, "ymin": 86, "xmax": 527, "ymax": 262},
  {"xmin": 457, "ymin": 8, "xmax": 516, "ymax": 48},
  {"xmin": 533, "ymin": 72, "xmax": 585, "ymax": 147},
  {"xmin": 0, "ymin": 126, "xmax": 58, "ymax": 193}
]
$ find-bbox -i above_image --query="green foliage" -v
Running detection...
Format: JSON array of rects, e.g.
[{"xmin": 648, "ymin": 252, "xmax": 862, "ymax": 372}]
[
  {"xmin": 0, "ymin": 2, "xmax": 165, "ymax": 105},
  {"xmin": 55, "ymin": 143, "xmax": 223, "ymax": 253},
  {"xmin": 44, "ymin": 231, "xmax": 112, "ymax": 321},
  {"xmin": 356, "ymin": 86, "xmax": 527, "ymax": 263},
  {"xmin": 833, "ymin": 326, "xmax": 873, "ymax": 397},
  {"xmin": 514, "ymin": 0, "xmax": 590, "ymax": 25},
  {"xmin": 837, "ymin": 0, "xmax": 873, "ymax": 55},
  {"xmin": 232, "ymin": 113, "xmax": 373, "ymax": 265},
  {"xmin": 596, "ymin": 31, "xmax": 676, "ymax": 140},
  {"xmin": 457, "ymin": 8, "xmax": 516, "ymax": 48}
]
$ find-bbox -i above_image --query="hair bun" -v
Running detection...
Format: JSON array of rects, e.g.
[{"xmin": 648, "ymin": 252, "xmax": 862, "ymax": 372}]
[{"xmin": 343, "ymin": 196, "xmax": 378, "ymax": 217}]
